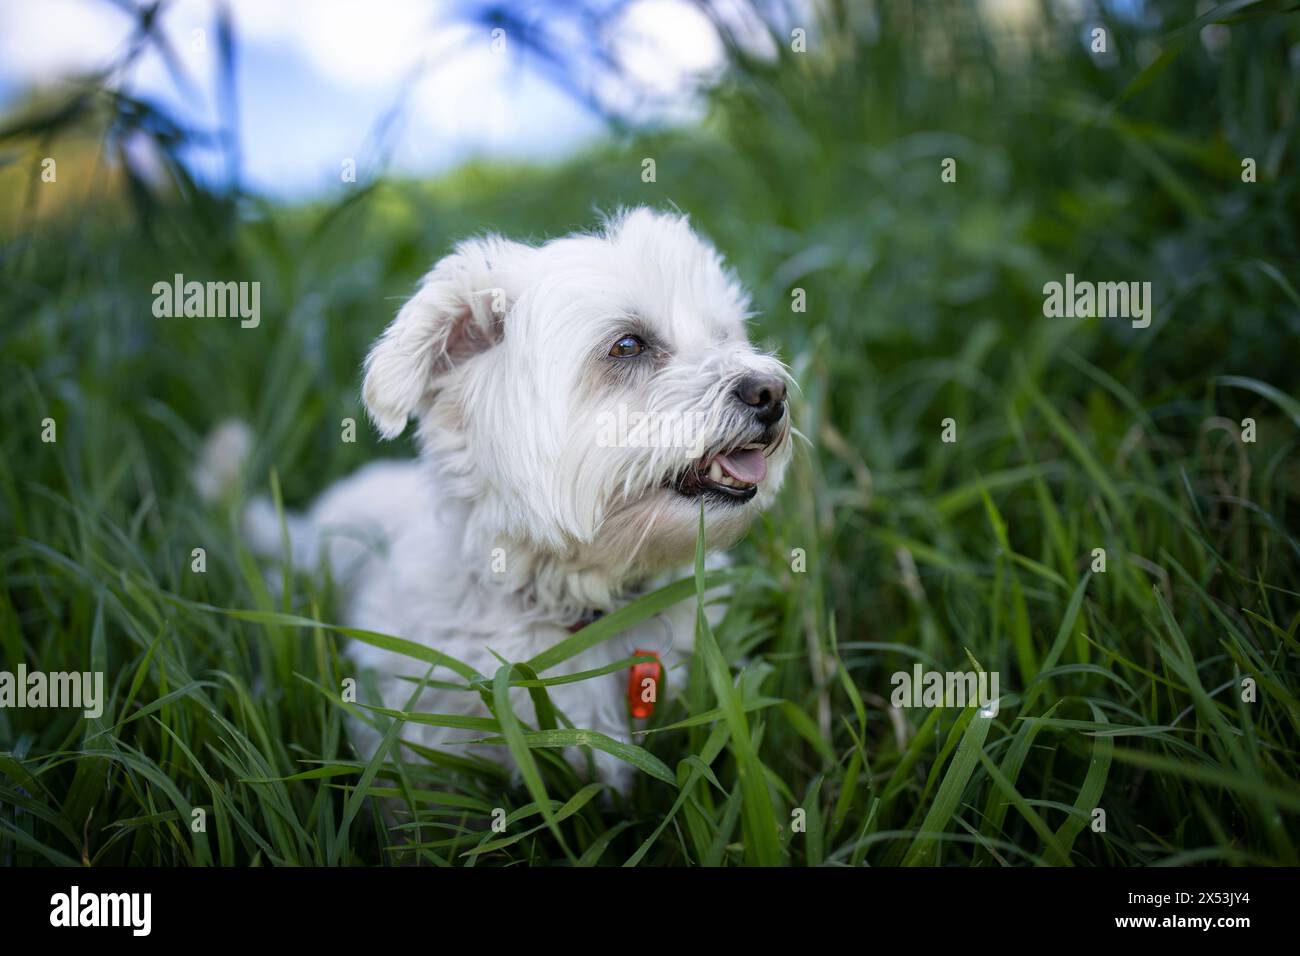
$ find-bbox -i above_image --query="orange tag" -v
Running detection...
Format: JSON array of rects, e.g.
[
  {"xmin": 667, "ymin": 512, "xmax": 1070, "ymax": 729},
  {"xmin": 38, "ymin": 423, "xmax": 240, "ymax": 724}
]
[{"xmin": 627, "ymin": 649, "xmax": 662, "ymax": 719}]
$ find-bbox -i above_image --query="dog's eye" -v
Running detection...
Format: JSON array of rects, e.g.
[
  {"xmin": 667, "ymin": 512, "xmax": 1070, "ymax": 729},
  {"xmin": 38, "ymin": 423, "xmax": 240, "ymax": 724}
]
[{"xmin": 609, "ymin": 334, "xmax": 645, "ymax": 358}]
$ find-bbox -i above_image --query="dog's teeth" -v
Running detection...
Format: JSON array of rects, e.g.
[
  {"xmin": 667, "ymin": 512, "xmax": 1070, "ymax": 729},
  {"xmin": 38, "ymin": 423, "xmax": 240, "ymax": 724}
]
[
  {"xmin": 742, "ymin": 442, "xmax": 764, "ymax": 450},
  {"xmin": 709, "ymin": 461, "xmax": 723, "ymax": 482}
]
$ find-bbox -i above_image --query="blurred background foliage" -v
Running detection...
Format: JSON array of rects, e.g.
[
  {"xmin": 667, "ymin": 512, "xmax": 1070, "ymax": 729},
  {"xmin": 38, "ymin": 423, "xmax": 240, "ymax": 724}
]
[{"xmin": 2, "ymin": 0, "xmax": 1299, "ymax": 866}]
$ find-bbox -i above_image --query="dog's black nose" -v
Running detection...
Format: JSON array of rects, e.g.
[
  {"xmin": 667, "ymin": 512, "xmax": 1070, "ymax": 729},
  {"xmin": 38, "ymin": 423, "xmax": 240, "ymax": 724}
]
[{"xmin": 735, "ymin": 374, "xmax": 787, "ymax": 426}]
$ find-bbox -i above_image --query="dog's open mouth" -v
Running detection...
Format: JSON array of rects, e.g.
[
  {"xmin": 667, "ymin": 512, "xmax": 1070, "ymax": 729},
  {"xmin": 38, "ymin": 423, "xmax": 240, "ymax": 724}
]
[{"xmin": 670, "ymin": 442, "xmax": 770, "ymax": 503}]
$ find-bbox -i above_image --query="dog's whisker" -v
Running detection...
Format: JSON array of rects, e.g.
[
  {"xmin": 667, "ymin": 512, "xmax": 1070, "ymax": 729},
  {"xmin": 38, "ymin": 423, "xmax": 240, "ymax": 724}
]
[{"xmin": 625, "ymin": 494, "xmax": 672, "ymax": 566}]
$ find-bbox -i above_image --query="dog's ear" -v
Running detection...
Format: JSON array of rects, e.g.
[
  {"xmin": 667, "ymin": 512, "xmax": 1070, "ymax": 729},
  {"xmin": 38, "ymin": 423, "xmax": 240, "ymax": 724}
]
[{"xmin": 363, "ymin": 237, "xmax": 533, "ymax": 438}]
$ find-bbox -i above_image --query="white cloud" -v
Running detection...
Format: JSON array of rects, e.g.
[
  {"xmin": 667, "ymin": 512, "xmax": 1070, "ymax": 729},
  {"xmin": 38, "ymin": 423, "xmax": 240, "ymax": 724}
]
[
  {"xmin": 231, "ymin": 0, "xmax": 442, "ymax": 89},
  {"xmin": 613, "ymin": 0, "xmax": 725, "ymax": 97},
  {"xmin": 0, "ymin": 0, "xmax": 134, "ymax": 86}
]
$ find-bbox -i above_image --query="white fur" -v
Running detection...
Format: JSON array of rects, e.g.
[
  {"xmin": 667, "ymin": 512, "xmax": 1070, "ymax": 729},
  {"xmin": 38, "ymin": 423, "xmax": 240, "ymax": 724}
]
[{"xmin": 229, "ymin": 208, "xmax": 793, "ymax": 790}]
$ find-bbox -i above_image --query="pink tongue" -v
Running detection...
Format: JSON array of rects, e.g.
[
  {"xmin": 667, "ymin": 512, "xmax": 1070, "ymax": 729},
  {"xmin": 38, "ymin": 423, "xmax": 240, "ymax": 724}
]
[{"xmin": 716, "ymin": 448, "xmax": 767, "ymax": 484}]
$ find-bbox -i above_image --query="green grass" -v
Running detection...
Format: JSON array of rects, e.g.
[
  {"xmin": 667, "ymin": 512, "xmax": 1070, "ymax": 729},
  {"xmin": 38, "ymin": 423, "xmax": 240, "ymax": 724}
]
[{"xmin": 2, "ymin": 0, "xmax": 1298, "ymax": 865}]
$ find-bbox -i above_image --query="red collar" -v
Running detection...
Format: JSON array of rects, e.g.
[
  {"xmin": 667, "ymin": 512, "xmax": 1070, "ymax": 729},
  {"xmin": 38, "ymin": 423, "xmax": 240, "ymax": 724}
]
[
  {"xmin": 562, "ymin": 613, "xmax": 662, "ymax": 718},
  {"xmin": 566, "ymin": 610, "xmax": 604, "ymax": 634}
]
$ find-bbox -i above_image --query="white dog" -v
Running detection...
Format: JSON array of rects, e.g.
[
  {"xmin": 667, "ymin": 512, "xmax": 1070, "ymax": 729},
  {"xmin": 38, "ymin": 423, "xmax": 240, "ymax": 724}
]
[{"xmin": 209, "ymin": 208, "xmax": 793, "ymax": 789}]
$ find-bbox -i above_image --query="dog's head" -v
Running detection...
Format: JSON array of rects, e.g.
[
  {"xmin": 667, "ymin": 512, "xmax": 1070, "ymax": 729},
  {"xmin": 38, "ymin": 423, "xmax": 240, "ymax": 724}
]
[{"xmin": 363, "ymin": 208, "xmax": 793, "ymax": 597}]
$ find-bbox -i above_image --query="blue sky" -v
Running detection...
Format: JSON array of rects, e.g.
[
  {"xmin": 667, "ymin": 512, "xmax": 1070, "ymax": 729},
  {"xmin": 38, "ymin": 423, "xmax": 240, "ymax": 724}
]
[{"xmin": 0, "ymin": 0, "xmax": 727, "ymax": 199}]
